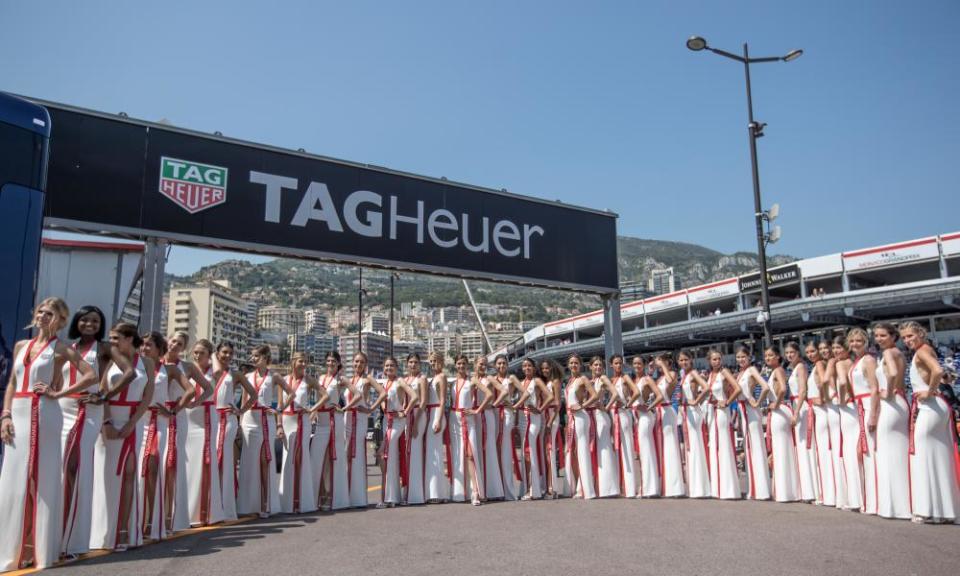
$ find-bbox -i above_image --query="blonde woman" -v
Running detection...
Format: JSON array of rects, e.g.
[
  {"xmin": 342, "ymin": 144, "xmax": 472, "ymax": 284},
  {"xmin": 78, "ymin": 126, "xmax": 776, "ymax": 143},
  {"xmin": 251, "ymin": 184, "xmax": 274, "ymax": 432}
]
[
  {"xmin": 185, "ymin": 339, "xmax": 224, "ymax": 526},
  {"xmin": 846, "ymin": 328, "xmax": 880, "ymax": 514},
  {"xmin": 1, "ymin": 298, "xmax": 94, "ymax": 569},
  {"xmin": 805, "ymin": 341, "xmax": 835, "ymax": 507},
  {"xmin": 279, "ymin": 352, "xmax": 318, "ymax": 514},
  {"xmin": 871, "ymin": 323, "xmax": 911, "ymax": 520},
  {"xmin": 403, "ymin": 353, "xmax": 428, "ymax": 505},
  {"xmin": 423, "ymin": 352, "xmax": 450, "ymax": 502},
  {"xmin": 902, "ymin": 321, "xmax": 960, "ymax": 523},
  {"xmin": 239, "ymin": 345, "xmax": 283, "ymax": 518},
  {"xmin": 342, "ymin": 352, "xmax": 386, "ymax": 508}
]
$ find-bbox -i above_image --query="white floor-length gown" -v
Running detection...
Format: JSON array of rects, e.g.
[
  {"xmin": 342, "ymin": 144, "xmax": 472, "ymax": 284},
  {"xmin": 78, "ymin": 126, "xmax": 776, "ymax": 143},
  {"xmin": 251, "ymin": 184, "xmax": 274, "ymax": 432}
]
[
  {"xmin": 708, "ymin": 372, "xmax": 740, "ymax": 500},
  {"xmin": 344, "ymin": 377, "xmax": 369, "ymax": 508},
  {"xmin": 0, "ymin": 338, "xmax": 64, "ymax": 570},
  {"xmin": 238, "ymin": 369, "xmax": 281, "ymax": 516},
  {"xmin": 405, "ymin": 376, "xmax": 427, "ymax": 505},
  {"xmin": 634, "ymin": 397, "xmax": 661, "ymax": 498},
  {"xmin": 138, "ymin": 364, "xmax": 169, "ymax": 540},
  {"xmin": 520, "ymin": 379, "xmax": 545, "ymax": 499},
  {"xmin": 449, "ymin": 377, "xmax": 484, "ymax": 502},
  {"xmin": 166, "ymin": 363, "xmax": 190, "ymax": 532},
  {"xmin": 59, "ymin": 340, "xmax": 100, "ymax": 555},
  {"xmin": 381, "ymin": 379, "xmax": 407, "ymax": 505},
  {"xmin": 680, "ymin": 373, "xmax": 709, "ymax": 499},
  {"xmin": 185, "ymin": 368, "xmax": 223, "ymax": 526},
  {"xmin": 90, "ymin": 354, "xmax": 147, "ymax": 550},
  {"xmin": 279, "ymin": 374, "xmax": 316, "ymax": 513},
  {"xmin": 790, "ymin": 369, "xmax": 819, "ymax": 503},
  {"xmin": 874, "ymin": 355, "xmax": 911, "ymax": 519},
  {"xmin": 849, "ymin": 356, "xmax": 878, "ymax": 514},
  {"xmin": 564, "ymin": 378, "xmax": 596, "ymax": 499},
  {"xmin": 482, "ymin": 398, "xmax": 505, "ymax": 500},
  {"xmin": 656, "ymin": 377, "xmax": 685, "ymax": 497},
  {"xmin": 213, "ymin": 371, "xmax": 240, "ymax": 520},
  {"xmin": 423, "ymin": 377, "xmax": 450, "ymax": 502},
  {"xmin": 737, "ymin": 370, "xmax": 771, "ymax": 500},
  {"xmin": 808, "ymin": 370, "xmax": 835, "ymax": 506},
  {"xmin": 592, "ymin": 378, "xmax": 620, "ymax": 498},
  {"xmin": 909, "ymin": 357, "xmax": 960, "ymax": 522},
  {"xmin": 613, "ymin": 377, "xmax": 638, "ymax": 498},
  {"xmin": 311, "ymin": 375, "xmax": 350, "ymax": 510}
]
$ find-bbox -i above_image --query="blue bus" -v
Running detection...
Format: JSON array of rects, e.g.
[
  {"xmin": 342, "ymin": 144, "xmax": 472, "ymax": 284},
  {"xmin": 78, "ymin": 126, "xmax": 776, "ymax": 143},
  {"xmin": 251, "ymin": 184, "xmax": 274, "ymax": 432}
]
[{"xmin": 0, "ymin": 93, "xmax": 50, "ymax": 395}]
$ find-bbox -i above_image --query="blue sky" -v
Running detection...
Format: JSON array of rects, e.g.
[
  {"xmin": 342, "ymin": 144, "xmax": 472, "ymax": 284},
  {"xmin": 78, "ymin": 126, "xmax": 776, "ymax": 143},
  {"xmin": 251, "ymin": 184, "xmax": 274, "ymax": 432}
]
[{"xmin": 4, "ymin": 1, "xmax": 958, "ymax": 276}]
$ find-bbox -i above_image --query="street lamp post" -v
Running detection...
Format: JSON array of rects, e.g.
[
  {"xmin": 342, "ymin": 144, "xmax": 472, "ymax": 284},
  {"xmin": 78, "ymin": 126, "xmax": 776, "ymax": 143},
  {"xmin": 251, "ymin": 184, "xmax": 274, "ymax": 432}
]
[
  {"xmin": 686, "ymin": 36, "xmax": 802, "ymax": 348},
  {"xmin": 389, "ymin": 272, "xmax": 399, "ymax": 358}
]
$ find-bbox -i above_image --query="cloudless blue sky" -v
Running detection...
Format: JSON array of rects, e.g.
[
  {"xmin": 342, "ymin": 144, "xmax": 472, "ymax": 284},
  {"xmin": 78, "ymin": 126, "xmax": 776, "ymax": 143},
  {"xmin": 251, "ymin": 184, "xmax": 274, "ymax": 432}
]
[{"xmin": 4, "ymin": 1, "xmax": 958, "ymax": 276}]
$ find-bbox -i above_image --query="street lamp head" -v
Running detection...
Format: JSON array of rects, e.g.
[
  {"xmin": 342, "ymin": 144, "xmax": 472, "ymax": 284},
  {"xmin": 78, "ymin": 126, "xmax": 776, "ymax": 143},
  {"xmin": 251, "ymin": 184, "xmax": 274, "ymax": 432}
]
[
  {"xmin": 783, "ymin": 49, "xmax": 803, "ymax": 62},
  {"xmin": 686, "ymin": 36, "xmax": 708, "ymax": 51}
]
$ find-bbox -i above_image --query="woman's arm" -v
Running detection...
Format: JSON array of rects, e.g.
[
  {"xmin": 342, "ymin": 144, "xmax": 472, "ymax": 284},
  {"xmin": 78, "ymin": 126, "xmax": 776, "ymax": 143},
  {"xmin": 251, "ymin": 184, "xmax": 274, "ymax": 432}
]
[
  {"xmin": 102, "ymin": 345, "xmax": 136, "ymax": 400},
  {"xmin": 368, "ymin": 377, "xmax": 387, "ymax": 412},
  {"xmin": 915, "ymin": 347, "xmax": 944, "ymax": 400},
  {"xmin": 622, "ymin": 374, "xmax": 642, "ymax": 407},
  {"xmin": 601, "ymin": 375, "xmax": 618, "ymax": 411},
  {"xmin": 185, "ymin": 362, "xmax": 213, "ymax": 404},
  {"xmin": 721, "ymin": 369, "xmax": 742, "ymax": 408},
  {"xmin": 397, "ymin": 379, "xmax": 419, "ymax": 415},
  {"xmin": 860, "ymin": 356, "xmax": 881, "ymax": 431},
  {"xmin": 473, "ymin": 378, "xmax": 494, "ymax": 413},
  {"xmin": 0, "ymin": 342, "xmax": 24, "ymax": 443},
  {"xmin": 118, "ymin": 357, "xmax": 155, "ymax": 439},
  {"xmin": 53, "ymin": 342, "xmax": 96, "ymax": 397},
  {"xmin": 690, "ymin": 372, "xmax": 711, "ymax": 405}
]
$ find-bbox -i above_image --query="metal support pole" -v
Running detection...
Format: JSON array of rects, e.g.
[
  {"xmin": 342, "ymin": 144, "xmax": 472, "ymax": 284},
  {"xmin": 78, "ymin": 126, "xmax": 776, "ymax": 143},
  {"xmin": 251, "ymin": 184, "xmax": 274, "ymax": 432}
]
[
  {"xmin": 743, "ymin": 42, "xmax": 774, "ymax": 348},
  {"xmin": 389, "ymin": 273, "xmax": 395, "ymax": 357},
  {"xmin": 462, "ymin": 280, "xmax": 493, "ymax": 354},
  {"xmin": 357, "ymin": 267, "xmax": 363, "ymax": 351},
  {"xmin": 140, "ymin": 238, "xmax": 167, "ymax": 331},
  {"xmin": 602, "ymin": 292, "xmax": 623, "ymax": 373}
]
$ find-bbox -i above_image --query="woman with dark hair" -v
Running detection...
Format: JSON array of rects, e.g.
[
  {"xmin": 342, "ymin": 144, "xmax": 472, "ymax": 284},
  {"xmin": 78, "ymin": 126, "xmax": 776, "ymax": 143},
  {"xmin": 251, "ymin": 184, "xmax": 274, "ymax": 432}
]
[
  {"xmin": 872, "ymin": 323, "xmax": 911, "ymax": 520},
  {"xmin": 677, "ymin": 350, "xmax": 710, "ymax": 499},
  {"xmin": 735, "ymin": 346, "xmax": 771, "ymax": 500},
  {"xmin": 137, "ymin": 332, "xmax": 190, "ymax": 541},
  {"xmin": 279, "ymin": 352, "xmax": 318, "ymax": 514},
  {"xmin": 631, "ymin": 356, "xmax": 663, "ymax": 498},
  {"xmin": 764, "ymin": 345, "xmax": 801, "ymax": 502},
  {"xmin": 90, "ymin": 322, "xmax": 155, "ymax": 552},
  {"xmin": 208, "ymin": 342, "xmax": 255, "ymax": 521},
  {"xmin": 1, "ymin": 298, "xmax": 95, "ymax": 570},
  {"xmin": 239, "ymin": 345, "xmax": 284, "ymax": 517},
  {"xmin": 540, "ymin": 359, "xmax": 564, "ymax": 499},
  {"xmin": 821, "ymin": 338, "xmax": 847, "ymax": 510},
  {"xmin": 654, "ymin": 354, "xmax": 685, "ymax": 497},
  {"xmin": 832, "ymin": 334, "xmax": 861, "ymax": 510},
  {"xmin": 609, "ymin": 354, "xmax": 641, "ymax": 498},
  {"xmin": 59, "ymin": 305, "xmax": 134, "ymax": 557},
  {"xmin": 564, "ymin": 354, "xmax": 598, "ymax": 499},
  {"xmin": 309, "ymin": 350, "xmax": 350, "ymax": 511},
  {"xmin": 785, "ymin": 341, "xmax": 817, "ymax": 503},
  {"xmin": 403, "ymin": 353, "xmax": 428, "ymax": 505},
  {"xmin": 423, "ymin": 351, "xmax": 450, "ymax": 503},
  {"xmin": 492, "ymin": 354, "xmax": 523, "ymax": 501},
  {"xmin": 377, "ymin": 356, "xmax": 418, "ymax": 508},
  {"xmin": 342, "ymin": 352, "xmax": 386, "ymax": 508},
  {"xmin": 511, "ymin": 357, "xmax": 553, "ymax": 500},
  {"xmin": 845, "ymin": 328, "xmax": 879, "ymax": 514},
  {"xmin": 805, "ymin": 340, "xmax": 835, "ymax": 507},
  {"xmin": 901, "ymin": 321, "xmax": 960, "ymax": 523},
  {"xmin": 588, "ymin": 356, "xmax": 620, "ymax": 498},
  {"xmin": 705, "ymin": 350, "xmax": 742, "ymax": 500}
]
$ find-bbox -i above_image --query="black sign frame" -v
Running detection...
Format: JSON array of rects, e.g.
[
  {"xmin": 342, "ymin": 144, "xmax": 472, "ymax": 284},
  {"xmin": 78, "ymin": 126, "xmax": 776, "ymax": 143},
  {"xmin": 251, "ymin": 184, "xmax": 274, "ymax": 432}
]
[
  {"xmin": 738, "ymin": 263, "xmax": 801, "ymax": 293},
  {"xmin": 37, "ymin": 99, "xmax": 619, "ymax": 293}
]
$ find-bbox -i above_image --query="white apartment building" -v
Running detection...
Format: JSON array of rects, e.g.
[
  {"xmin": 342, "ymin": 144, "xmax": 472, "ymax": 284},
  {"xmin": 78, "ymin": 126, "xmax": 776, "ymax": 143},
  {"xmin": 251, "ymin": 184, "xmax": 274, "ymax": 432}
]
[{"xmin": 167, "ymin": 283, "xmax": 251, "ymax": 359}]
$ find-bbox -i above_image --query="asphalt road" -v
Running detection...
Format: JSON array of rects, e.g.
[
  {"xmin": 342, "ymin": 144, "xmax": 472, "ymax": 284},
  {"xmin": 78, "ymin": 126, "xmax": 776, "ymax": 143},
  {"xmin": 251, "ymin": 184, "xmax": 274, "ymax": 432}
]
[{"xmin": 45, "ymin": 461, "xmax": 958, "ymax": 576}]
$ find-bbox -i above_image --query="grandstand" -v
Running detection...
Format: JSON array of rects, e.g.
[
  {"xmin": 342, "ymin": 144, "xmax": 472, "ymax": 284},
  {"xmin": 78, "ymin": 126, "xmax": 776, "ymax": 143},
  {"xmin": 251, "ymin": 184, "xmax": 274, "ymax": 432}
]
[{"xmin": 491, "ymin": 232, "xmax": 960, "ymax": 367}]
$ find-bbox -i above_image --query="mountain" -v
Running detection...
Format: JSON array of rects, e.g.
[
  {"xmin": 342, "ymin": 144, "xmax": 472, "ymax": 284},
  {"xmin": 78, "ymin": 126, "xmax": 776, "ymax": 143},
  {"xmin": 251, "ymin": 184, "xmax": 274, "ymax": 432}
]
[{"xmin": 167, "ymin": 237, "xmax": 795, "ymax": 321}]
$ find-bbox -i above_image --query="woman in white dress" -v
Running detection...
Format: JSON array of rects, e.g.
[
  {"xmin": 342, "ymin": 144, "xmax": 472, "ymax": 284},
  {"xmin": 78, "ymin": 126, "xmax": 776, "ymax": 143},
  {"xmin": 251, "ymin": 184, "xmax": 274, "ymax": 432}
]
[
  {"xmin": 564, "ymin": 354, "xmax": 599, "ymax": 499},
  {"xmin": 654, "ymin": 354, "xmax": 685, "ymax": 497},
  {"xmin": 279, "ymin": 352, "xmax": 318, "ymax": 514},
  {"xmin": 804, "ymin": 341, "xmax": 835, "ymax": 507},
  {"xmin": 512, "ymin": 358, "xmax": 553, "ymax": 500},
  {"xmin": 705, "ymin": 350, "xmax": 742, "ymax": 500},
  {"xmin": 903, "ymin": 321, "xmax": 960, "ymax": 523},
  {"xmin": 1, "ymin": 298, "xmax": 93, "ymax": 570},
  {"xmin": 846, "ymin": 328, "xmax": 880, "ymax": 515},
  {"xmin": 60, "ymin": 305, "xmax": 131, "ymax": 557},
  {"xmin": 403, "ymin": 353, "xmax": 428, "ymax": 505},
  {"xmin": 449, "ymin": 355, "xmax": 490, "ymax": 505},
  {"xmin": 786, "ymin": 341, "xmax": 818, "ymax": 503},
  {"xmin": 832, "ymin": 335, "xmax": 862, "ymax": 511},
  {"xmin": 185, "ymin": 340, "xmax": 224, "ymax": 526},
  {"xmin": 239, "ymin": 345, "xmax": 283, "ymax": 518},
  {"xmin": 608, "ymin": 355, "xmax": 641, "ymax": 498},
  {"xmin": 137, "ymin": 333, "xmax": 190, "ymax": 541},
  {"xmin": 208, "ymin": 342, "xmax": 254, "ymax": 521},
  {"xmin": 871, "ymin": 322, "xmax": 911, "ymax": 520},
  {"xmin": 765, "ymin": 345, "xmax": 801, "ymax": 503},
  {"xmin": 423, "ymin": 352, "xmax": 450, "ymax": 503},
  {"xmin": 540, "ymin": 359, "xmax": 564, "ymax": 499},
  {"xmin": 309, "ymin": 351, "xmax": 349, "ymax": 511},
  {"xmin": 734, "ymin": 347, "xmax": 771, "ymax": 500},
  {"xmin": 90, "ymin": 322, "xmax": 155, "ymax": 552},
  {"xmin": 377, "ymin": 357, "xmax": 418, "ymax": 508},
  {"xmin": 474, "ymin": 357, "xmax": 504, "ymax": 501},
  {"xmin": 342, "ymin": 353, "xmax": 386, "ymax": 508},
  {"xmin": 821, "ymin": 339, "xmax": 848, "ymax": 510},
  {"xmin": 588, "ymin": 356, "xmax": 621, "ymax": 498},
  {"xmin": 491, "ymin": 355, "xmax": 523, "ymax": 501},
  {"xmin": 631, "ymin": 356, "xmax": 664, "ymax": 498},
  {"xmin": 677, "ymin": 351, "xmax": 710, "ymax": 499}
]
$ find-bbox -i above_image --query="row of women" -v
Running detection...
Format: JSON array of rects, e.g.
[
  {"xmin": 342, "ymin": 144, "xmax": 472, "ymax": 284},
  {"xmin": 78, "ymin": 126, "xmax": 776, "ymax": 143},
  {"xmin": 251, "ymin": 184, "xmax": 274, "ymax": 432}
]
[{"xmin": 2, "ymin": 299, "xmax": 959, "ymax": 573}]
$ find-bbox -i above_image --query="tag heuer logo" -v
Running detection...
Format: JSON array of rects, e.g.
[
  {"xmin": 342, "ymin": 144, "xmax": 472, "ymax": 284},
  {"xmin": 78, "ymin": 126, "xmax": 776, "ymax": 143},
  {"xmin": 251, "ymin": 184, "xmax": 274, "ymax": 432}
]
[{"xmin": 159, "ymin": 157, "xmax": 228, "ymax": 213}]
